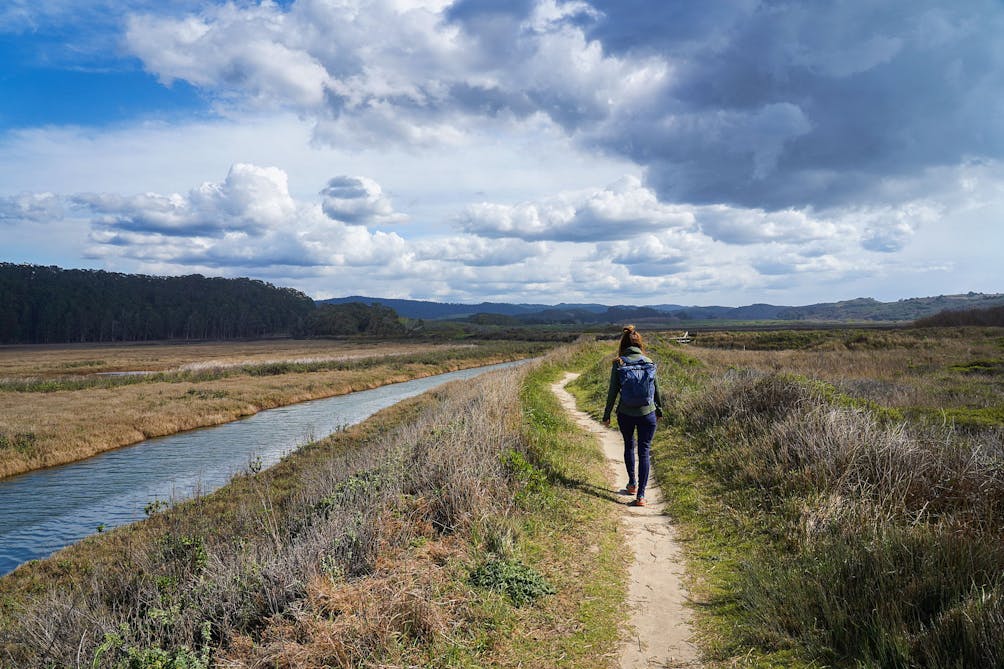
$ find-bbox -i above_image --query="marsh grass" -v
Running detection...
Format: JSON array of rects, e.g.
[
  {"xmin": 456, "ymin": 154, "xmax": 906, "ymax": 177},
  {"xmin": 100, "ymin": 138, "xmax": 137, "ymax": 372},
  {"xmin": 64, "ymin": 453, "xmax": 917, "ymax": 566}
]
[
  {"xmin": 1, "ymin": 343, "xmax": 627, "ymax": 668},
  {"xmin": 690, "ymin": 326, "xmax": 1004, "ymax": 429},
  {"xmin": 0, "ymin": 340, "xmax": 549, "ymax": 479},
  {"xmin": 571, "ymin": 328, "xmax": 1004, "ymax": 666}
]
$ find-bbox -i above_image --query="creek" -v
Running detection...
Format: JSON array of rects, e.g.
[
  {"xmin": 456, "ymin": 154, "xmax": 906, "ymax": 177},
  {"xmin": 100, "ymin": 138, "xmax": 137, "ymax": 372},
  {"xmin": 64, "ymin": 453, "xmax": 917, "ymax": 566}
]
[{"xmin": 0, "ymin": 360, "xmax": 525, "ymax": 576}]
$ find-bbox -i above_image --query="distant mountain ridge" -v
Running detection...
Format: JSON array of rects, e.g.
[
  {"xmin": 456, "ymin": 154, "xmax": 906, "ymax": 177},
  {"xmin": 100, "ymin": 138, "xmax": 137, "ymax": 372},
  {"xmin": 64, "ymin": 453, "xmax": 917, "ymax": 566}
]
[
  {"xmin": 322, "ymin": 296, "xmax": 609, "ymax": 319},
  {"xmin": 322, "ymin": 293, "xmax": 1004, "ymax": 323}
]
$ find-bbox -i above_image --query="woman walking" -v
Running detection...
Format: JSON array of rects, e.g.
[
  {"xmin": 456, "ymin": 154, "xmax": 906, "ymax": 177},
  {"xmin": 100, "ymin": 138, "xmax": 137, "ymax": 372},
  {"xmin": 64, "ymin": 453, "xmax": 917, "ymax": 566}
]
[{"xmin": 602, "ymin": 325, "xmax": 663, "ymax": 507}]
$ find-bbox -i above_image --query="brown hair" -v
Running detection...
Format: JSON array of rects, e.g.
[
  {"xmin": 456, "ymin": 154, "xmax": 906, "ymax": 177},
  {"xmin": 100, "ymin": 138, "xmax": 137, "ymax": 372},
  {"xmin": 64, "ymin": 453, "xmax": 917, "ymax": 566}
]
[{"xmin": 617, "ymin": 324, "xmax": 644, "ymax": 356}]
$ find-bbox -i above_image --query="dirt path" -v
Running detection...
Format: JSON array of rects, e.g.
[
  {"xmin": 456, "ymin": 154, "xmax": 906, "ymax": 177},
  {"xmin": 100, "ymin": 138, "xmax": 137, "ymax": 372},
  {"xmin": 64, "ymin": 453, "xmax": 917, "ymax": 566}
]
[{"xmin": 553, "ymin": 373, "xmax": 700, "ymax": 668}]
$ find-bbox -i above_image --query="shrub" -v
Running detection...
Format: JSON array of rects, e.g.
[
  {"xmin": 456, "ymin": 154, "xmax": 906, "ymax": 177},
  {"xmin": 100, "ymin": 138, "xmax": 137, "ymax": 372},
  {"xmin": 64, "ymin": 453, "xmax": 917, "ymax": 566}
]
[
  {"xmin": 470, "ymin": 557, "xmax": 555, "ymax": 606},
  {"xmin": 677, "ymin": 362, "xmax": 1004, "ymax": 665}
]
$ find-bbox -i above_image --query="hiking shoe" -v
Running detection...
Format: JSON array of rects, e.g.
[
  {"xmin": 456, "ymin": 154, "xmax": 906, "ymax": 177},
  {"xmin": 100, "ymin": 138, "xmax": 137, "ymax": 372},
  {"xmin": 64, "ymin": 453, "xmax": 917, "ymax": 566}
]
[
  {"xmin": 628, "ymin": 497, "xmax": 646, "ymax": 507},
  {"xmin": 626, "ymin": 485, "xmax": 638, "ymax": 495}
]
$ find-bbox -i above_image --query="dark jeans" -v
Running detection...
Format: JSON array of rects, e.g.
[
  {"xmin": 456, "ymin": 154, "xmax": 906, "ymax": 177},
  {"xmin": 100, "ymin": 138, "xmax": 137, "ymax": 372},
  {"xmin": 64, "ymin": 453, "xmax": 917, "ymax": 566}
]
[{"xmin": 617, "ymin": 411, "xmax": 656, "ymax": 498}]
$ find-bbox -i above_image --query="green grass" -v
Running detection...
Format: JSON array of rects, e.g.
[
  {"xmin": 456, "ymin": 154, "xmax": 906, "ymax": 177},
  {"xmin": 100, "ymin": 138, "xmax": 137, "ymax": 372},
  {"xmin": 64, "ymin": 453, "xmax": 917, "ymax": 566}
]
[
  {"xmin": 566, "ymin": 334, "xmax": 1004, "ymax": 666},
  {"xmin": 506, "ymin": 353, "xmax": 629, "ymax": 667},
  {"xmin": 950, "ymin": 358, "xmax": 1004, "ymax": 375},
  {"xmin": 0, "ymin": 432, "xmax": 38, "ymax": 456}
]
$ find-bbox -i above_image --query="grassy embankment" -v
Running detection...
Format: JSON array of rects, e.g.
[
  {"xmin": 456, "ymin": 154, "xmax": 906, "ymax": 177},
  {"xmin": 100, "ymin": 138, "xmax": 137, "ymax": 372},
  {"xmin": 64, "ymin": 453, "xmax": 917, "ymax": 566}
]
[
  {"xmin": 0, "ymin": 339, "xmax": 551, "ymax": 478},
  {"xmin": 1, "ymin": 343, "xmax": 631, "ymax": 667},
  {"xmin": 571, "ymin": 327, "xmax": 1004, "ymax": 667}
]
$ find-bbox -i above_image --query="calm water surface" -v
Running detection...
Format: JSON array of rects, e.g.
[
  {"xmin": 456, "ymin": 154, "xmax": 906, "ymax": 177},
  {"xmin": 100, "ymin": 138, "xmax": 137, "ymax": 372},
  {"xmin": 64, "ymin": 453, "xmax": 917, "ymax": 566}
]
[{"xmin": 0, "ymin": 360, "xmax": 524, "ymax": 576}]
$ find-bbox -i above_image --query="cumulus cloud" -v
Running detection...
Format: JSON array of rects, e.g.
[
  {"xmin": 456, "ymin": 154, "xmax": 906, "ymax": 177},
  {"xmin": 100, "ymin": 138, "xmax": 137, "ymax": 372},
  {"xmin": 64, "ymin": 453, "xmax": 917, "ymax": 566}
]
[
  {"xmin": 73, "ymin": 164, "xmax": 411, "ymax": 270},
  {"xmin": 857, "ymin": 203, "xmax": 940, "ymax": 253},
  {"xmin": 0, "ymin": 192, "xmax": 62, "ymax": 223},
  {"xmin": 123, "ymin": 0, "xmax": 667, "ymax": 143},
  {"xmin": 121, "ymin": 0, "xmax": 1004, "ymax": 215},
  {"xmin": 72, "ymin": 163, "xmax": 296, "ymax": 237},
  {"xmin": 320, "ymin": 176, "xmax": 408, "ymax": 226},
  {"xmin": 413, "ymin": 236, "xmax": 547, "ymax": 266},
  {"xmin": 457, "ymin": 176, "xmax": 693, "ymax": 241},
  {"xmin": 67, "ymin": 164, "xmax": 570, "ymax": 293},
  {"xmin": 696, "ymin": 205, "xmax": 844, "ymax": 246},
  {"xmin": 594, "ymin": 232, "xmax": 706, "ymax": 277}
]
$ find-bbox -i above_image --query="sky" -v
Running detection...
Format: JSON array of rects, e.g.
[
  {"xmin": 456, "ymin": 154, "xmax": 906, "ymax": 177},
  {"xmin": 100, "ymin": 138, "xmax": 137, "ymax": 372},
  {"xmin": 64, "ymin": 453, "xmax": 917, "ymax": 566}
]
[{"xmin": 1, "ymin": 0, "xmax": 1002, "ymax": 306}]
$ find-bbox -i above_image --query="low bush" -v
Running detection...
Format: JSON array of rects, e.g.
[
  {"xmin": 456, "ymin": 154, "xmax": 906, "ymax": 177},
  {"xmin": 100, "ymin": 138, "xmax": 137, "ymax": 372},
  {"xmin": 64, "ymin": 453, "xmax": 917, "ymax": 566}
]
[{"xmin": 677, "ymin": 365, "xmax": 1004, "ymax": 665}]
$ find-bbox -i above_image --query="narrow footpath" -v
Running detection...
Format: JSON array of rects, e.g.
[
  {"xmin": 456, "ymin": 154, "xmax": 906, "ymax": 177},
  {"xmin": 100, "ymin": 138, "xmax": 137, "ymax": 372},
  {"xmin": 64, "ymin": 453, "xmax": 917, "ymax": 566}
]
[{"xmin": 553, "ymin": 373, "xmax": 700, "ymax": 669}]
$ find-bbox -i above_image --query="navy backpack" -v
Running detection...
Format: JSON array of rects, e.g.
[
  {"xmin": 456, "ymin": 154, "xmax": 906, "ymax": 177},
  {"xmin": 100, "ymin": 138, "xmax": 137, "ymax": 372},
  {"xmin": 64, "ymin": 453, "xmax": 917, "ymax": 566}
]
[{"xmin": 617, "ymin": 358, "xmax": 656, "ymax": 407}]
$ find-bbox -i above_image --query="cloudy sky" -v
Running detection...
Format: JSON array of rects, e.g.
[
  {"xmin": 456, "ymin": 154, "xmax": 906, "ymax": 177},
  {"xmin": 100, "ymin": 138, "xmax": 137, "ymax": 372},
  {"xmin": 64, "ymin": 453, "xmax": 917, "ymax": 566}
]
[{"xmin": 1, "ymin": 0, "xmax": 1002, "ymax": 306}]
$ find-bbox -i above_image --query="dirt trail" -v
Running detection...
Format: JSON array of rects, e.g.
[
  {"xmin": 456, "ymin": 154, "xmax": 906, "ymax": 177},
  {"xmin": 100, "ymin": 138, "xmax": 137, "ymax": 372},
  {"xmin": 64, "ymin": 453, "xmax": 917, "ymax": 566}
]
[{"xmin": 553, "ymin": 373, "xmax": 700, "ymax": 668}]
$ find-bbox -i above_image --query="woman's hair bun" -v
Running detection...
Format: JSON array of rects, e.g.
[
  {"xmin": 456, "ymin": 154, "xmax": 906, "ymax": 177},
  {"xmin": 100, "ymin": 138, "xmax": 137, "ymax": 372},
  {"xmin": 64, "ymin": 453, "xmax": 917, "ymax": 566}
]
[{"xmin": 623, "ymin": 324, "xmax": 636, "ymax": 333}]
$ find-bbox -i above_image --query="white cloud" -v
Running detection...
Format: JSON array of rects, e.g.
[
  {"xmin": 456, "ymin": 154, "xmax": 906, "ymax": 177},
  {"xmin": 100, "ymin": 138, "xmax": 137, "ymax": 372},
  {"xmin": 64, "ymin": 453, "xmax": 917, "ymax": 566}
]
[
  {"xmin": 127, "ymin": 7, "xmax": 332, "ymax": 108},
  {"xmin": 696, "ymin": 205, "xmax": 845, "ymax": 246},
  {"xmin": 123, "ymin": 0, "xmax": 668, "ymax": 147},
  {"xmin": 320, "ymin": 175, "xmax": 408, "ymax": 226},
  {"xmin": 67, "ymin": 165, "xmax": 570, "ymax": 299},
  {"xmin": 856, "ymin": 203, "xmax": 939, "ymax": 253},
  {"xmin": 413, "ymin": 235, "xmax": 547, "ymax": 266},
  {"xmin": 0, "ymin": 192, "xmax": 62, "ymax": 223},
  {"xmin": 457, "ymin": 175, "xmax": 693, "ymax": 241},
  {"xmin": 72, "ymin": 163, "xmax": 296, "ymax": 237},
  {"xmin": 595, "ymin": 231, "xmax": 706, "ymax": 277},
  {"xmin": 75, "ymin": 164, "xmax": 408, "ymax": 270}
]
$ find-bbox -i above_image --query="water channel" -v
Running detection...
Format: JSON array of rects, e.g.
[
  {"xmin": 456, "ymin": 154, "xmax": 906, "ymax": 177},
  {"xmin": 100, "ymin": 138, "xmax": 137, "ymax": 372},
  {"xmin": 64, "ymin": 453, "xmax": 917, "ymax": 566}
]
[{"xmin": 0, "ymin": 360, "xmax": 525, "ymax": 576}]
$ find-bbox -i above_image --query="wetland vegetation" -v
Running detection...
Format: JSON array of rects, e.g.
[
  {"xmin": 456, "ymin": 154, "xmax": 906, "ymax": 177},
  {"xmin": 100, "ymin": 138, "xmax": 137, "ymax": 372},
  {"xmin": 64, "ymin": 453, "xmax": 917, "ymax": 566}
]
[
  {"xmin": 3, "ymin": 323, "xmax": 1003, "ymax": 667},
  {"xmin": 571, "ymin": 325, "xmax": 1004, "ymax": 667},
  {"xmin": 0, "ymin": 338, "xmax": 551, "ymax": 478},
  {"xmin": 1, "ymin": 346, "xmax": 626, "ymax": 668}
]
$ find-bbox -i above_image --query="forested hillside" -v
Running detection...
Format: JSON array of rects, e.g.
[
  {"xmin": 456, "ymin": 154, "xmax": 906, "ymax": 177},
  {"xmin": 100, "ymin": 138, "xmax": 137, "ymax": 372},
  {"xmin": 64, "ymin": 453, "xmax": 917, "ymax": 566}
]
[{"xmin": 0, "ymin": 264, "xmax": 315, "ymax": 344}]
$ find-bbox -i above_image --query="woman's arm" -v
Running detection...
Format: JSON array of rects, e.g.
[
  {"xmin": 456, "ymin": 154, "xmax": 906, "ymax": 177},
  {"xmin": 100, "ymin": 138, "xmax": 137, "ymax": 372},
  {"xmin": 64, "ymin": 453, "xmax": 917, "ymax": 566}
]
[
  {"xmin": 602, "ymin": 362, "xmax": 619, "ymax": 424},
  {"xmin": 653, "ymin": 375, "xmax": 664, "ymax": 418}
]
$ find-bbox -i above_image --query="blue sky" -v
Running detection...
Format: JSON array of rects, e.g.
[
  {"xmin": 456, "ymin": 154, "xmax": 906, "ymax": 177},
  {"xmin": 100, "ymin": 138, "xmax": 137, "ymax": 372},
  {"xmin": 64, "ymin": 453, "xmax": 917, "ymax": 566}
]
[{"xmin": 1, "ymin": 0, "xmax": 1002, "ymax": 305}]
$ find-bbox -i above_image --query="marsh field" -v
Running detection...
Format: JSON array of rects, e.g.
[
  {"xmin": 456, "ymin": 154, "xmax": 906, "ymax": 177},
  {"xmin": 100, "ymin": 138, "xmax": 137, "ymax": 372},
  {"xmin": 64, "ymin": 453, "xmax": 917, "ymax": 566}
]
[
  {"xmin": 0, "ymin": 338, "xmax": 550, "ymax": 478},
  {"xmin": 2, "ymin": 326, "xmax": 1004, "ymax": 668}
]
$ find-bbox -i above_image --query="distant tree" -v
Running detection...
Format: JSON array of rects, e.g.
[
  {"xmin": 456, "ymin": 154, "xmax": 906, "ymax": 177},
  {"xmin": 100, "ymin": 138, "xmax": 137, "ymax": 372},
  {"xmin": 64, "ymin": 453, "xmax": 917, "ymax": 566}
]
[
  {"xmin": 302, "ymin": 302, "xmax": 405, "ymax": 337},
  {"xmin": 0, "ymin": 263, "xmax": 315, "ymax": 344},
  {"xmin": 914, "ymin": 305, "xmax": 1004, "ymax": 328},
  {"xmin": 467, "ymin": 313, "xmax": 519, "ymax": 326}
]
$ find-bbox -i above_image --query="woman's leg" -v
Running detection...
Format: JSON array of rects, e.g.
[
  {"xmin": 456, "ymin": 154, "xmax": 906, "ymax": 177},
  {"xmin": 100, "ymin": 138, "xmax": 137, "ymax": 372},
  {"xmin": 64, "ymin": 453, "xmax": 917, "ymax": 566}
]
[
  {"xmin": 617, "ymin": 413, "xmax": 637, "ymax": 487},
  {"xmin": 635, "ymin": 412, "xmax": 657, "ymax": 498}
]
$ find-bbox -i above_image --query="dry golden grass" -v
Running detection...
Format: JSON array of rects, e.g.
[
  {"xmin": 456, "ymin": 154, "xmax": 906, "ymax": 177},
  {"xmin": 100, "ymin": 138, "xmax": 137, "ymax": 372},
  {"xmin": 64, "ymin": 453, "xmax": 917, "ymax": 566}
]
[
  {"xmin": 0, "ymin": 339, "xmax": 459, "ymax": 378},
  {"xmin": 0, "ymin": 339, "xmax": 517, "ymax": 479},
  {"xmin": 216, "ymin": 502, "xmax": 465, "ymax": 669}
]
